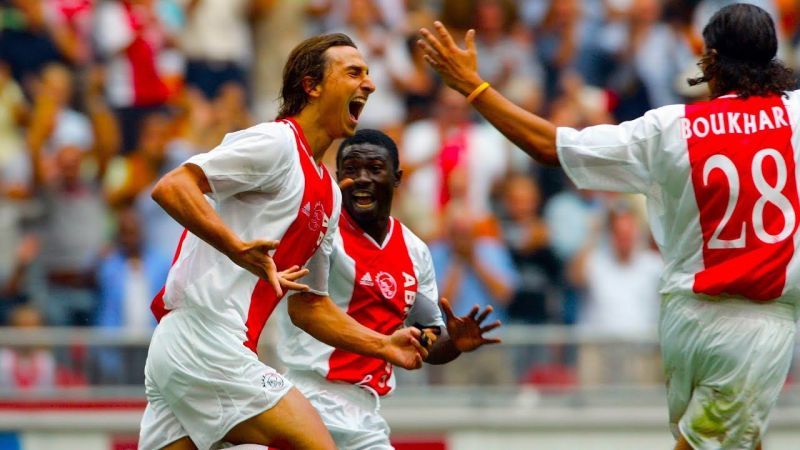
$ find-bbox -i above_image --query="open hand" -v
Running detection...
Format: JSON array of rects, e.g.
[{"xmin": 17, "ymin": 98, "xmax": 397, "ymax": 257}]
[
  {"xmin": 418, "ymin": 21, "xmax": 484, "ymax": 96},
  {"xmin": 441, "ymin": 298, "xmax": 502, "ymax": 353},
  {"xmin": 382, "ymin": 327, "xmax": 427, "ymax": 370}
]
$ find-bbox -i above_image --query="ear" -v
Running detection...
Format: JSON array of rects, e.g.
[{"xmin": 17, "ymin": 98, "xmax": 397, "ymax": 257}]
[
  {"xmin": 393, "ymin": 169, "xmax": 403, "ymax": 188},
  {"xmin": 302, "ymin": 76, "xmax": 322, "ymax": 100}
]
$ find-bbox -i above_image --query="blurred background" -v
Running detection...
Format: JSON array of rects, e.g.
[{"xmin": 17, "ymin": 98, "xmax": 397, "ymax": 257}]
[{"xmin": 0, "ymin": 0, "xmax": 799, "ymax": 449}]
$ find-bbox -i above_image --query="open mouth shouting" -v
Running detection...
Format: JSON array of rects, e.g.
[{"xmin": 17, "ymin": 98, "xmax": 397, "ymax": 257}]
[{"xmin": 348, "ymin": 97, "xmax": 366, "ymax": 125}]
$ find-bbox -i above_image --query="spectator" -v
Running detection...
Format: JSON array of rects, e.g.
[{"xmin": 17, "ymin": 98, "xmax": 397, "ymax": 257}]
[
  {"xmin": 472, "ymin": 0, "xmax": 544, "ymax": 113},
  {"xmin": 95, "ymin": 207, "xmax": 170, "ymax": 384},
  {"xmin": 0, "ymin": 305, "xmax": 57, "ymax": 391},
  {"xmin": 0, "ymin": 0, "xmax": 80, "ymax": 93},
  {"xmin": 429, "ymin": 202, "xmax": 517, "ymax": 385},
  {"xmin": 25, "ymin": 64, "xmax": 93, "ymax": 159},
  {"xmin": 500, "ymin": 174, "xmax": 562, "ymax": 325},
  {"xmin": 180, "ymin": 0, "xmax": 267, "ymax": 100},
  {"xmin": 568, "ymin": 198, "xmax": 663, "ymax": 385},
  {"xmin": 400, "ymin": 86, "xmax": 509, "ymax": 239},
  {"xmin": 103, "ymin": 110, "xmax": 188, "ymax": 250},
  {"xmin": 29, "ymin": 142, "xmax": 109, "ymax": 326},
  {"xmin": 93, "ymin": 0, "xmax": 170, "ymax": 154}
]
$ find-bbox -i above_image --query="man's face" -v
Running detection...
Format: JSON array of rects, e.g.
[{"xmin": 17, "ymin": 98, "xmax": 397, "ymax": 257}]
[
  {"xmin": 337, "ymin": 143, "xmax": 400, "ymax": 225},
  {"xmin": 316, "ymin": 46, "xmax": 375, "ymax": 139}
]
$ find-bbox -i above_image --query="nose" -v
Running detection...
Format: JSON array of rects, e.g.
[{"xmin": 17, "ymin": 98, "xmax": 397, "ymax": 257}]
[
  {"xmin": 354, "ymin": 167, "xmax": 372, "ymax": 185},
  {"xmin": 361, "ymin": 75, "xmax": 376, "ymax": 94}
]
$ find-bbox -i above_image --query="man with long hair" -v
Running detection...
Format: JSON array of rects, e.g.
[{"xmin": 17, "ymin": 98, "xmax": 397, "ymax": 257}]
[
  {"xmin": 419, "ymin": 4, "xmax": 798, "ymax": 449},
  {"xmin": 139, "ymin": 34, "xmax": 427, "ymax": 450}
]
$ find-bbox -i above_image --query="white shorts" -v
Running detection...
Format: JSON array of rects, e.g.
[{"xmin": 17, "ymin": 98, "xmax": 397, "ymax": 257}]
[
  {"xmin": 139, "ymin": 309, "xmax": 293, "ymax": 450},
  {"xmin": 660, "ymin": 294, "xmax": 796, "ymax": 449},
  {"xmin": 286, "ymin": 370, "xmax": 393, "ymax": 450}
]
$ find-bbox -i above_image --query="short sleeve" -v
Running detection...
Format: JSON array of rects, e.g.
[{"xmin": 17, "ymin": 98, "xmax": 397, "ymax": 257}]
[
  {"xmin": 556, "ymin": 105, "xmax": 682, "ymax": 194},
  {"xmin": 405, "ymin": 241, "xmax": 443, "ymax": 328},
  {"xmin": 185, "ymin": 124, "xmax": 292, "ymax": 201},
  {"xmin": 296, "ymin": 184, "xmax": 342, "ymax": 296}
]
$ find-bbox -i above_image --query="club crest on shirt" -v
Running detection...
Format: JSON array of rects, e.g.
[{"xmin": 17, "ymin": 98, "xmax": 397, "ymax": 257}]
[
  {"xmin": 261, "ymin": 372, "xmax": 285, "ymax": 391},
  {"xmin": 376, "ymin": 271, "xmax": 397, "ymax": 299},
  {"xmin": 308, "ymin": 201, "xmax": 327, "ymax": 232}
]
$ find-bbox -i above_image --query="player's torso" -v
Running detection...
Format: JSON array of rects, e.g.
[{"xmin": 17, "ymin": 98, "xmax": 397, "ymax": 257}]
[
  {"xmin": 651, "ymin": 91, "xmax": 800, "ymax": 306},
  {"xmin": 279, "ymin": 215, "xmax": 423, "ymax": 396},
  {"xmin": 160, "ymin": 120, "xmax": 337, "ymax": 345}
]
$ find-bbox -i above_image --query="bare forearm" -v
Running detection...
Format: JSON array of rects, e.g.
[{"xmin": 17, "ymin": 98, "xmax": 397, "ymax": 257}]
[
  {"xmin": 288, "ymin": 293, "xmax": 388, "ymax": 359},
  {"xmin": 151, "ymin": 165, "xmax": 241, "ymax": 257},
  {"xmin": 426, "ymin": 338, "xmax": 460, "ymax": 365},
  {"xmin": 470, "ymin": 88, "xmax": 559, "ymax": 166}
]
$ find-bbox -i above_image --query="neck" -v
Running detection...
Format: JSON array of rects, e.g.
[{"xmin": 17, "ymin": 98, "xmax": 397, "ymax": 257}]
[
  {"xmin": 292, "ymin": 108, "xmax": 333, "ymax": 162},
  {"xmin": 349, "ymin": 210, "xmax": 391, "ymax": 245}
]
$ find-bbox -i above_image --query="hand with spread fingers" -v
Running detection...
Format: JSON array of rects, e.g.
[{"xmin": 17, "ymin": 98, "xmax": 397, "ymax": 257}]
[
  {"xmin": 440, "ymin": 297, "xmax": 502, "ymax": 353},
  {"xmin": 418, "ymin": 21, "xmax": 485, "ymax": 96}
]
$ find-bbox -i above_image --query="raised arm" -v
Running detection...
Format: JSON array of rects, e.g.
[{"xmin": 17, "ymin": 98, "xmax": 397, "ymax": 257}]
[{"xmin": 418, "ymin": 22, "xmax": 560, "ymax": 166}]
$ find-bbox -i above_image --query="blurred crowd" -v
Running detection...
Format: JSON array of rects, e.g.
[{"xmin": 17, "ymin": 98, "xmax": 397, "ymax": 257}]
[{"xmin": 1, "ymin": 0, "xmax": 799, "ymax": 390}]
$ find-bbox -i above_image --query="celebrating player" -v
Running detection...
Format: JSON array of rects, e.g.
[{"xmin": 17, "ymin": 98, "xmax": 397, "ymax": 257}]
[
  {"xmin": 420, "ymin": 4, "xmax": 798, "ymax": 450},
  {"xmin": 276, "ymin": 129, "xmax": 502, "ymax": 449},
  {"xmin": 139, "ymin": 34, "xmax": 428, "ymax": 450}
]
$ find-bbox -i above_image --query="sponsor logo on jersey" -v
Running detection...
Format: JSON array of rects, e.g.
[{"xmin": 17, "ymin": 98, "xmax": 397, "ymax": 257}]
[
  {"xmin": 261, "ymin": 372, "xmax": 285, "ymax": 391},
  {"xmin": 359, "ymin": 272, "xmax": 374, "ymax": 286},
  {"xmin": 376, "ymin": 271, "xmax": 397, "ymax": 299},
  {"xmin": 301, "ymin": 201, "xmax": 311, "ymax": 217}
]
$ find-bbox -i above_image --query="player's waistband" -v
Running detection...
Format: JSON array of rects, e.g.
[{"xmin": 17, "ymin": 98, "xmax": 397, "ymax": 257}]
[
  {"xmin": 663, "ymin": 293, "xmax": 797, "ymax": 321},
  {"xmin": 285, "ymin": 369, "xmax": 381, "ymax": 412}
]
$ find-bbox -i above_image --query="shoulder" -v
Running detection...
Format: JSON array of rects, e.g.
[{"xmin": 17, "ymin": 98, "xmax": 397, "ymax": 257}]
[{"xmin": 397, "ymin": 220, "xmax": 432, "ymax": 261}]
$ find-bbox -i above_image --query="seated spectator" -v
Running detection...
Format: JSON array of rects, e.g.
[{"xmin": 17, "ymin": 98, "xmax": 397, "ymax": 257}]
[{"xmin": 568, "ymin": 198, "xmax": 663, "ymax": 385}]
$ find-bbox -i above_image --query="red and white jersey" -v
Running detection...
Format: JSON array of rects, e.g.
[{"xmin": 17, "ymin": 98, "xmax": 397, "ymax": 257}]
[
  {"xmin": 557, "ymin": 90, "xmax": 800, "ymax": 310},
  {"xmin": 277, "ymin": 212, "xmax": 442, "ymax": 396},
  {"xmin": 151, "ymin": 118, "xmax": 341, "ymax": 353}
]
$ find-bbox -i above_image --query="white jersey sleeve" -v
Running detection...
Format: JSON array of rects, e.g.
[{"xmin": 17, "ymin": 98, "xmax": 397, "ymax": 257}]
[
  {"xmin": 185, "ymin": 123, "xmax": 293, "ymax": 201},
  {"xmin": 296, "ymin": 178, "xmax": 342, "ymax": 297},
  {"xmin": 404, "ymin": 229, "xmax": 444, "ymax": 328},
  {"xmin": 556, "ymin": 105, "xmax": 683, "ymax": 194}
]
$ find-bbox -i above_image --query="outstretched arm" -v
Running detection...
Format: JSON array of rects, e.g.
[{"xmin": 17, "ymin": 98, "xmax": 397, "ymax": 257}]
[
  {"xmin": 418, "ymin": 22, "xmax": 560, "ymax": 166},
  {"xmin": 288, "ymin": 292, "xmax": 427, "ymax": 370},
  {"xmin": 425, "ymin": 298, "xmax": 502, "ymax": 365}
]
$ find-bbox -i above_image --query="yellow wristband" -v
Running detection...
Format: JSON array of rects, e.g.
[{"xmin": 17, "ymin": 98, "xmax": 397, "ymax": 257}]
[{"xmin": 466, "ymin": 82, "xmax": 490, "ymax": 103}]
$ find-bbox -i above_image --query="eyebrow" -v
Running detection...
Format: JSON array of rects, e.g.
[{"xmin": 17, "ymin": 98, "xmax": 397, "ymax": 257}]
[{"xmin": 345, "ymin": 64, "xmax": 369, "ymax": 74}]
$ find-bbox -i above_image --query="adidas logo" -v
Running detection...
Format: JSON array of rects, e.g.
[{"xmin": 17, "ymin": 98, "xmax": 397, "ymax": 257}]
[
  {"xmin": 301, "ymin": 202, "xmax": 311, "ymax": 217},
  {"xmin": 359, "ymin": 272, "xmax": 374, "ymax": 286}
]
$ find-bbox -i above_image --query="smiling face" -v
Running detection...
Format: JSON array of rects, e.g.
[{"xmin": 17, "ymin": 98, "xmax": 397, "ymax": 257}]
[
  {"xmin": 337, "ymin": 142, "xmax": 401, "ymax": 226},
  {"xmin": 314, "ymin": 46, "xmax": 375, "ymax": 139}
]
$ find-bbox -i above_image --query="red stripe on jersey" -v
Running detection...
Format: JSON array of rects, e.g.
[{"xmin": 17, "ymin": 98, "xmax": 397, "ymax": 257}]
[
  {"xmin": 150, "ymin": 228, "xmax": 188, "ymax": 322},
  {"xmin": 326, "ymin": 213, "xmax": 418, "ymax": 395},
  {"xmin": 687, "ymin": 95, "xmax": 799, "ymax": 301},
  {"xmin": 243, "ymin": 118, "xmax": 334, "ymax": 353}
]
